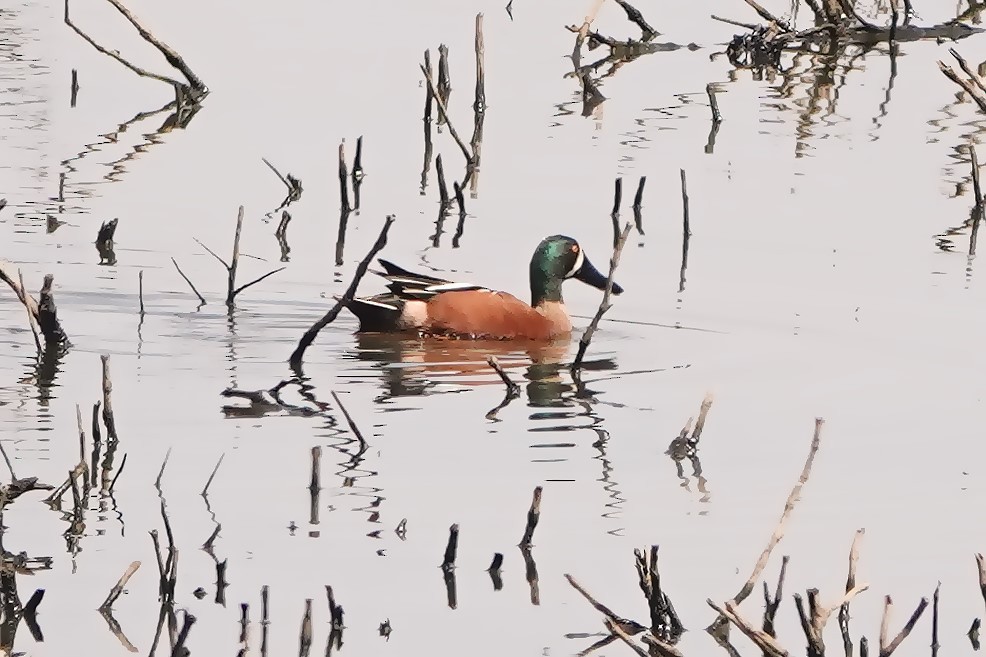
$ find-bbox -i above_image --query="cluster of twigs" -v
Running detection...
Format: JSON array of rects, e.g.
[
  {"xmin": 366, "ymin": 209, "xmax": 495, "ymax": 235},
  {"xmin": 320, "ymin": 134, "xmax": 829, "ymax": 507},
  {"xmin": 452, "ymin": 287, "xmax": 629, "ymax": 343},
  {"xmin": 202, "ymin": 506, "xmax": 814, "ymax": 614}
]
[
  {"xmin": 419, "ymin": 13, "xmax": 485, "ymax": 249},
  {"xmin": 716, "ymin": 0, "xmax": 979, "ymax": 74},
  {"xmin": 0, "ymin": 266, "xmax": 70, "ymax": 355},
  {"xmin": 564, "ymin": 416, "xmax": 947, "ymax": 657}
]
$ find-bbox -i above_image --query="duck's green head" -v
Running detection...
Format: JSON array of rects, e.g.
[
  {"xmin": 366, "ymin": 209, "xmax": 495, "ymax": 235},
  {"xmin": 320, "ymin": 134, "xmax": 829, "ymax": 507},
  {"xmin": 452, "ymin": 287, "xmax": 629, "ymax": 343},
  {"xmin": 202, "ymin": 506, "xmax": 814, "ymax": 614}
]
[{"xmin": 529, "ymin": 234, "xmax": 624, "ymax": 306}]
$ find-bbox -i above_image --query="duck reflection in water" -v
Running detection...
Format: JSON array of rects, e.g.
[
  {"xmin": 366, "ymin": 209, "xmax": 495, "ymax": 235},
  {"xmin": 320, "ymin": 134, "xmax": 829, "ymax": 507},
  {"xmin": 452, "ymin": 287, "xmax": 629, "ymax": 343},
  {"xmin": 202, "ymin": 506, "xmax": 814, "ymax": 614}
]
[{"xmin": 349, "ymin": 333, "xmax": 617, "ymax": 408}]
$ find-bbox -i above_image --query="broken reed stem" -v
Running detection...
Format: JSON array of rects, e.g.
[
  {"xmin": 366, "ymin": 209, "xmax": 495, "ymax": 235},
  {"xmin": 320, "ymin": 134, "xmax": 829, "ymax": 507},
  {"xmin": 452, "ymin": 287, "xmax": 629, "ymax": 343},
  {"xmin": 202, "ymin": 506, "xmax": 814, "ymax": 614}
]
[
  {"xmin": 310, "ymin": 446, "xmax": 321, "ymax": 494},
  {"xmin": 37, "ymin": 273, "xmax": 70, "ymax": 347},
  {"xmin": 289, "ymin": 215, "xmax": 395, "ymax": 369},
  {"xmin": 227, "ymin": 206, "xmax": 244, "ymax": 305},
  {"xmin": 437, "ymin": 44, "xmax": 451, "ymax": 124},
  {"xmin": 707, "ymin": 83, "xmax": 722, "ymax": 123},
  {"xmin": 571, "ymin": 222, "xmax": 633, "ymax": 371},
  {"xmin": 441, "ymin": 523, "xmax": 459, "ymax": 570},
  {"xmin": 520, "ymin": 486, "xmax": 543, "ymax": 547},
  {"xmin": 170, "ymin": 257, "xmax": 206, "ymax": 305},
  {"xmin": 339, "ymin": 142, "xmax": 351, "ymax": 213},
  {"xmin": 473, "ymin": 14, "xmax": 486, "ymax": 114},
  {"xmin": 173, "ymin": 610, "xmax": 196, "ymax": 657},
  {"xmin": 680, "ymin": 169, "xmax": 691, "ymax": 241},
  {"xmin": 100, "ymin": 561, "xmax": 141, "ymax": 610},
  {"xmin": 632, "ymin": 176, "xmax": 647, "ymax": 235},
  {"xmin": 932, "ymin": 583, "xmax": 940, "ymax": 657},
  {"xmin": 839, "ymin": 529, "xmax": 865, "ymax": 655},
  {"xmin": 299, "ymin": 598, "xmax": 313, "ymax": 657},
  {"xmin": 611, "ymin": 177, "xmax": 623, "ymax": 248},
  {"xmin": 487, "ymin": 356, "xmax": 520, "ymax": 398},
  {"xmin": 971, "ymin": 144, "xmax": 983, "ymax": 256},
  {"xmin": 436, "ymin": 154, "xmax": 450, "ymax": 206},
  {"xmin": 101, "ymin": 354, "xmax": 118, "ymax": 444},
  {"xmin": 710, "ymin": 418, "xmax": 825, "ymax": 632},
  {"xmin": 138, "ymin": 270, "xmax": 145, "ymax": 315}
]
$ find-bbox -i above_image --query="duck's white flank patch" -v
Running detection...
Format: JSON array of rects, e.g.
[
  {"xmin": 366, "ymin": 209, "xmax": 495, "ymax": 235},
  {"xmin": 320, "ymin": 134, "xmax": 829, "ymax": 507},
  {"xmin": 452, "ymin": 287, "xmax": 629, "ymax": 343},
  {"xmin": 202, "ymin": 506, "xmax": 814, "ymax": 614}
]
[
  {"xmin": 564, "ymin": 249, "xmax": 585, "ymax": 278},
  {"xmin": 400, "ymin": 300, "xmax": 429, "ymax": 327}
]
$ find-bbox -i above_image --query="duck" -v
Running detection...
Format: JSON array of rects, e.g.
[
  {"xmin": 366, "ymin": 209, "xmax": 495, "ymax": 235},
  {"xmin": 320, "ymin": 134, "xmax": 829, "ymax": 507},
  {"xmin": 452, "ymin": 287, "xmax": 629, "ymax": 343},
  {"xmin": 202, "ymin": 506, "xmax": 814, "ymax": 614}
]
[{"xmin": 339, "ymin": 235, "xmax": 624, "ymax": 340}]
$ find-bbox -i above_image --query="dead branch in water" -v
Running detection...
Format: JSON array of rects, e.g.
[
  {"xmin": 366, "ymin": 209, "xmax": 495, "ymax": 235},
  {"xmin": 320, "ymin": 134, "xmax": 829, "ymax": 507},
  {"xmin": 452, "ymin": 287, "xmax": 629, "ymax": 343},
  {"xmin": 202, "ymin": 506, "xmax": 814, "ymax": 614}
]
[
  {"xmin": 939, "ymin": 49, "xmax": 986, "ymax": 114},
  {"xmin": 709, "ymin": 418, "xmax": 824, "ymax": 636},
  {"xmin": 262, "ymin": 157, "xmax": 303, "ymax": 219},
  {"xmin": 485, "ymin": 355, "xmax": 521, "ymax": 420},
  {"xmin": 338, "ymin": 142, "xmax": 351, "ymax": 214},
  {"xmin": 571, "ymin": 222, "xmax": 632, "ymax": 372},
  {"xmin": 611, "ymin": 178, "xmax": 623, "ymax": 248},
  {"xmin": 195, "ymin": 206, "xmax": 285, "ymax": 308},
  {"xmin": 635, "ymin": 546, "xmax": 684, "ymax": 647},
  {"xmin": 64, "ymin": 0, "xmax": 207, "ymax": 100},
  {"xmin": 763, "ymin": 555, "xmax": 790, "ymax": 638},
  {"xmin": 290, "ymin": 214, "xmax": 395, "ymax": 370},
  {"xmin": 793, "ymin": 581, "xmax": 869, "ymax": 656}
]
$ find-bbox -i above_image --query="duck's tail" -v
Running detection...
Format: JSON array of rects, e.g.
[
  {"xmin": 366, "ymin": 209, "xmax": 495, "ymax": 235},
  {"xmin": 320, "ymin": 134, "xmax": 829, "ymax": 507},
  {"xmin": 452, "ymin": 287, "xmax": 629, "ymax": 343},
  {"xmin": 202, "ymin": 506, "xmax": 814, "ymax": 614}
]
[{"xmin": 336, "ymin": 294, "xmax": 404, "ymax": 332}]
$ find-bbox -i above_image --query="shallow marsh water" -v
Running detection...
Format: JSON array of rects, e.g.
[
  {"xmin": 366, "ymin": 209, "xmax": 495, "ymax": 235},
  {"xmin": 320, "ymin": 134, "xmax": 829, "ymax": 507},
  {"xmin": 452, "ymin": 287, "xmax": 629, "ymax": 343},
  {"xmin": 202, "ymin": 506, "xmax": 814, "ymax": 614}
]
[{"xmin": 3, "ymin": 0, "xmax": 986, "ymax": 655}]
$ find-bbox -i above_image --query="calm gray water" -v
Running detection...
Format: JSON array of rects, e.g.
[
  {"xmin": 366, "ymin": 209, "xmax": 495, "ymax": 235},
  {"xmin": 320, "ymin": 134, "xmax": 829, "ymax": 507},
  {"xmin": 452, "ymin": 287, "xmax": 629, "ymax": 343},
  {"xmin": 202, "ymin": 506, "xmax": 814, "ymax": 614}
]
[{"xmin": 2, "ymin": 0, "xmax": 986, "ymax": 655}]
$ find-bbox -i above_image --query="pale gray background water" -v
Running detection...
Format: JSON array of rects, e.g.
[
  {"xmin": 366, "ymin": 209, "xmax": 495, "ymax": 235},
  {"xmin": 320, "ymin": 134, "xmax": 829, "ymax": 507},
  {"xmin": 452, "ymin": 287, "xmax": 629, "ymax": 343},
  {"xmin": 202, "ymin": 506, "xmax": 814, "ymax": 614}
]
[{"xmin": 2, "ymin": 0, "xmax": 986, "ymax": 655}]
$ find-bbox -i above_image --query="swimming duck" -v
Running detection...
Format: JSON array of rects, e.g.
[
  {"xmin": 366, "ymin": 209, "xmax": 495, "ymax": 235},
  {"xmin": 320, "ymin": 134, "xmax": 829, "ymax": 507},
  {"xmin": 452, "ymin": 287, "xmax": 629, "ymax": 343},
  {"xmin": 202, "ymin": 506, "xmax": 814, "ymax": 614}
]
[{"xmin": 340, "ymin": 234, "xmax": 624, "ymax": 340}]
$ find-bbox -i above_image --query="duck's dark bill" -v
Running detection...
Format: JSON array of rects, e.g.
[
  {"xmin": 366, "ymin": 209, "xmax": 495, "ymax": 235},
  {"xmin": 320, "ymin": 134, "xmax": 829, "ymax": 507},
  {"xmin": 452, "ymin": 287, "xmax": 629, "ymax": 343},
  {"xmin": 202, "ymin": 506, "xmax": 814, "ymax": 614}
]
[{"xmin": 574, "ymin": 256, "xmax": 624, "ymax": 295}]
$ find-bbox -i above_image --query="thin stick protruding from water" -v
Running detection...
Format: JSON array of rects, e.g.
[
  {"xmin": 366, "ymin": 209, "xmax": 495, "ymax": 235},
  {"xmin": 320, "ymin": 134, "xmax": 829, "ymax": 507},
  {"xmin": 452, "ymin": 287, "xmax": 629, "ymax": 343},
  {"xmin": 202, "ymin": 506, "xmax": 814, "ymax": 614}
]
[
  {"xmin": 762, "ymin": 555, "xmax": 789, "ymax": 637},
  {"xmin": 101, "ymin": 354, "xmax": 119, "ymax": 444},
  {"xmin": 970, "ymin": 144, "xmax": 982, "ymax": 256},
  {"xmin": 707, "ymin": 83, "xmax": 722, "ymax": 124},
  {"xmin": 488, "ymin": 356, "xmax": 520, "ymax": 398},
  {"xmin": 932, "ymin": 582, "xmax": 941, "ymax": 657},
  {"xmin": 571, "ymin": 222, "xmax": 633, "ymax": 371},
  {"xmin": 138, "ymin": 270, "xmax": 145, "ymax": 315},
  {"xmin": 632, "ymin": 176, "xmax": 647, "ymax": 235},
  {"xmin": 338, "ymin": 142, "xmax": 351, "ymax": 213},
  {"xmin": 519, "ymin": 486, "xmax": 543, "ymax": 547},
  {"xmin": 679, "ymin": 169, "xmax": 691, "ymax": 293},
  {"xmin": 611, "ymin": 177, "xmax": 623, "ymax": 248},
  {"xmin": 441, "ymin": 523, "xmax": 459, "ymax": 570}
]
